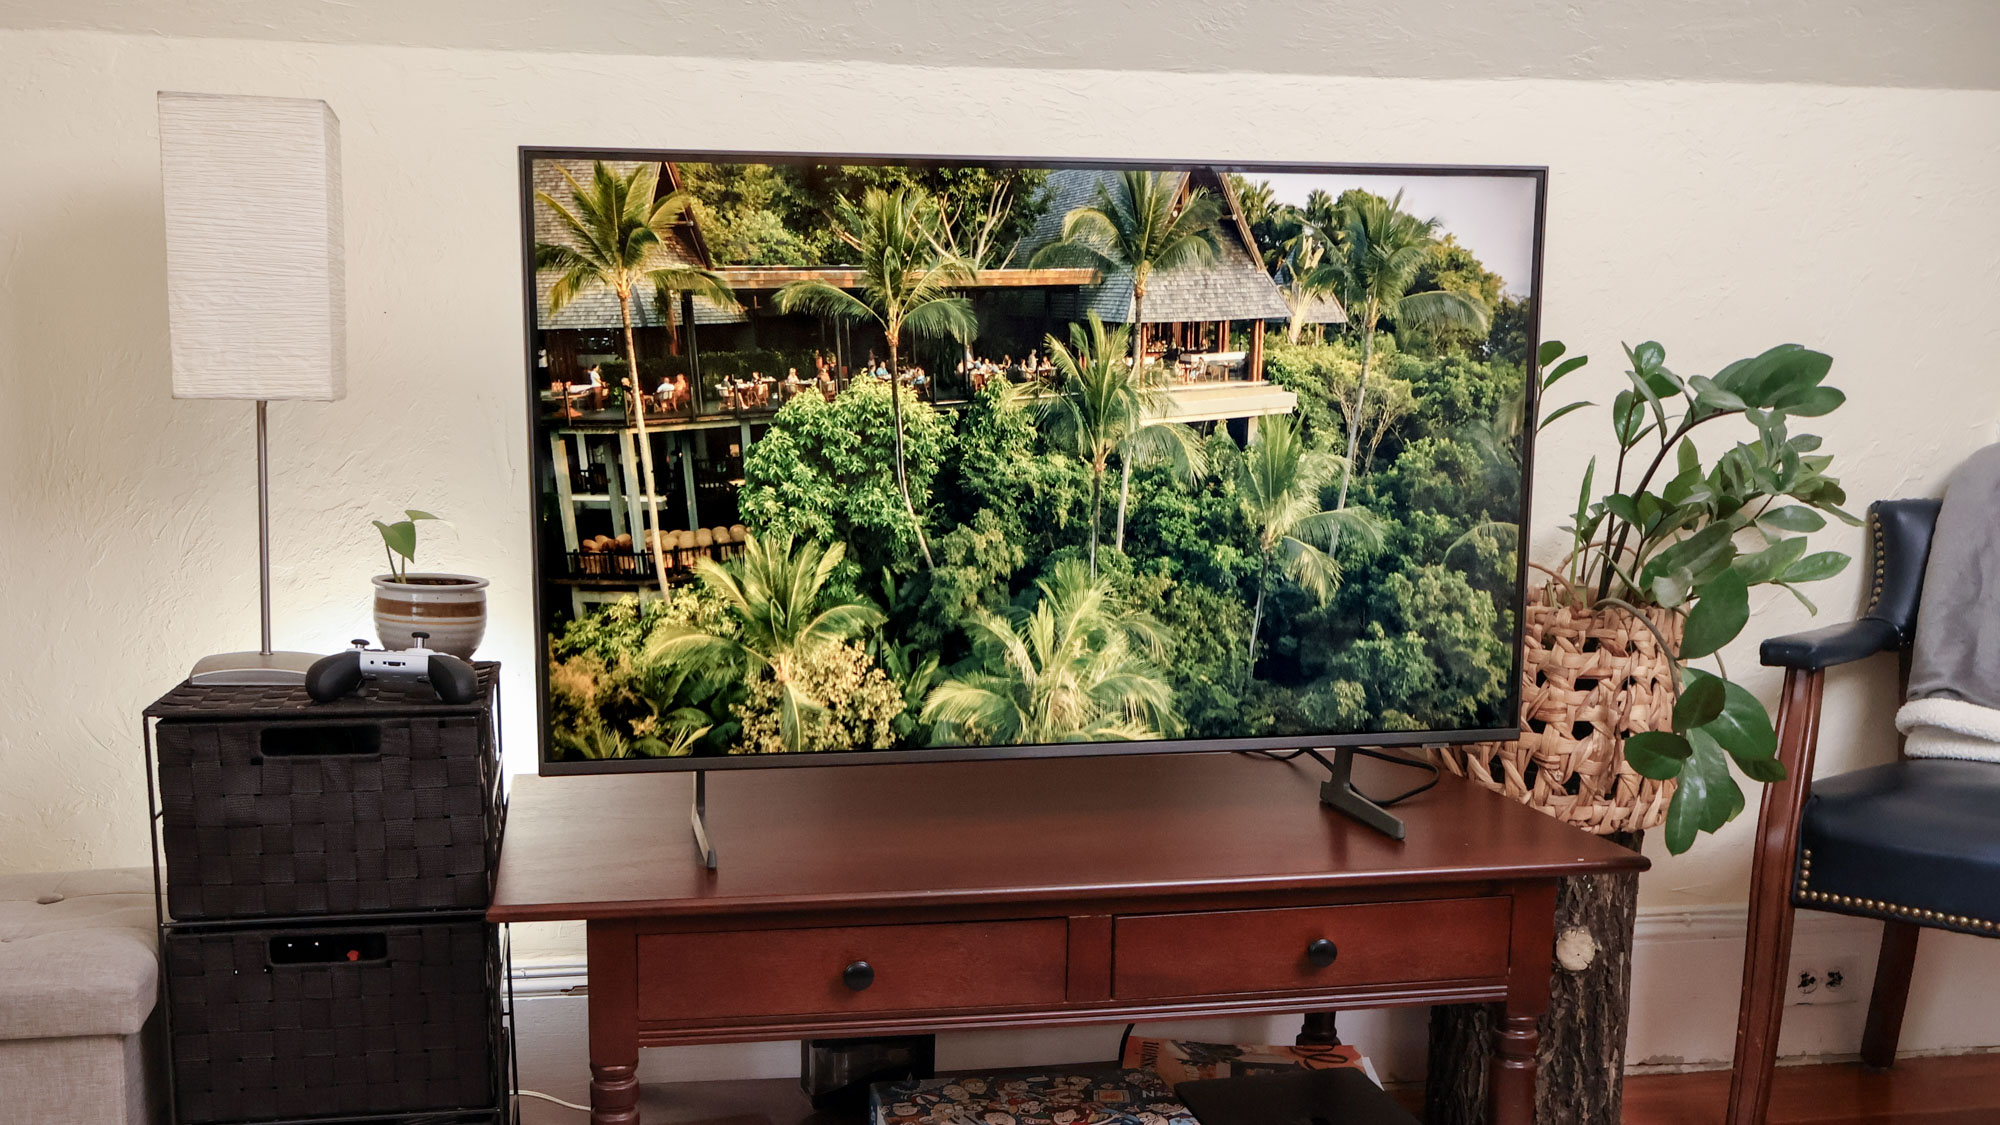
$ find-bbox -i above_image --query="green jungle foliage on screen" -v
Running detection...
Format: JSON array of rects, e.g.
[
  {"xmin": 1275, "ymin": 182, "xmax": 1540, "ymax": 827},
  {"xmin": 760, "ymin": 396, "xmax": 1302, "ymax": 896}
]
[{"xmin": 539, "ymin": 162, "xmax": 1532, "ymax": 759}]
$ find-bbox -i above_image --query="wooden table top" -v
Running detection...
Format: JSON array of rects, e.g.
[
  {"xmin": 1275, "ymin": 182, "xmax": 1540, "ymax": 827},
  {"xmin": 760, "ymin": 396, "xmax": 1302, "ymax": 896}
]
[{"xmin": 489, "ymin": 752, "xmax": 1648, "ymax": 922}]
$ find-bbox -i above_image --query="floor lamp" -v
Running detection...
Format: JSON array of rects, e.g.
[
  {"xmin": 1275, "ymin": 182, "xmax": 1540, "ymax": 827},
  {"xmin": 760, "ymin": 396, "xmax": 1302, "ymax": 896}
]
[{"xmin": 159, "ymin": 92, "xmax": 345, "ymax": 684}]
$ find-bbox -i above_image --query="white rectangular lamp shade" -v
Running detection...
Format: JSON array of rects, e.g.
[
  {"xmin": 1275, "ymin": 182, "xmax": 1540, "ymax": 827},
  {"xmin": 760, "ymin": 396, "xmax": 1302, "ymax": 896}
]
[{"xmin": 159, "ymin": 92, "xmax": 345, "ymax": 401}]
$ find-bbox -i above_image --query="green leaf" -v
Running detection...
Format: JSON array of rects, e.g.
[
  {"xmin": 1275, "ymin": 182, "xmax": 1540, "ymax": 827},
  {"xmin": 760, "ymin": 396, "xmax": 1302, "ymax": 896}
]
[
  {"xmin": 374, "ymin": 519, "xmax": 418, "ymax": 562},
  {"xmin": 1686, "ymin": 668, "xmax": 1778, "ymax": 762},
  {"xmin": 1574, "ymin": 456, "xmax": 1597, "ymax": 533},
  {"xmin": 1775, "ymin": 581, "xmax": 1820, "ymax": 615},
  {"xmin": 1625, "ymin": 369, "xmax": 1671, "ymax": 437},
  {"xmin": 1718, "ymin": 345, "xmax": 1832, "ymax": 407},
  {"xmin": 1538, "ymin": 340, "xmax": 1567, "ymax": 367},
  {"xmin": 1661, "ymin": 467, "xmax": 1705, "ymax": 507},
  {"xmin": 1688, "ymin": 728, "xmax": 1746, "ymax": 832},
  {"xmin": 1612, "ymin": 390, "xmax": 1647, "ymax": 445},
  {"xmin": 1677, "ymin": 437, "xmax": 1700, "ymax": 477},
  {"xmin": 1775, "ymin": 386, "xmax": 1845, "ymax": 417},
  {"xmin": 1733, "ymin": 537, "xmax": 1809, "ymax": 587},
  {"xmin": 1760, "ymin": 505, "xmax": 1826, "ymax": 532},
  {"xmin": 1641, "ymin": 521, "xmax": 1739, "ymax": 590},
  {"xmin": 1681, "ymin": 568, "xmax": 1750, "ymax": 660},
  {"xmin": 1687, "ymin": 375, "xmax": 1746, "ymax": 412},
  {"xmin": 1673, "ymin": 675, "xmax": 1727, "ymax": 731},
  {"xmin": 1738, "ymin": 756, "xmax": 1788, "ymax": 783},
  {"xmin": 1630, "ymin": 340, "xmax": 1667, "ymax": 373},
  {"xmin": 1663, "ymin": 776, "xmax": 1701, "ymax": 854},
  {"xmin": 404, "ymin": 509, "xmax": 439, "ymax": 522},
  {"xmin": 1624, "ymin": 730, "xmax": 1692, "ymax": 781},
  {"xmin": 1545, "ymin": 355, "xmax": 1589, "ymax": 388},
  {"xmin": 1650, "ymin": 570, "xmax": 1693, "ymax": 608},
  {"xmin": 1780, "ymin": 551, "xmax": 1851, "ymax": 584},
  {"xmin": 1664, "ymin": 728, "xmax": 1745, "ymax": 853},
  {"xmin": 1603, "ymin": 493, "xmax": 1642, "ymax": 527},
  {"xmin": 1538, "ymin": 400, "xmax": 1594, "ymax": 431}
]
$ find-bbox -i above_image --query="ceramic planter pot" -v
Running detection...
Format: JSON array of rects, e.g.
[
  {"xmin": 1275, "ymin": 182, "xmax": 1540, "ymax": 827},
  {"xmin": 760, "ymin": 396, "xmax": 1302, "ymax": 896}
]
[{"xmin": 373, "ymin": 573, "xmax": 488, "ymax": 658}]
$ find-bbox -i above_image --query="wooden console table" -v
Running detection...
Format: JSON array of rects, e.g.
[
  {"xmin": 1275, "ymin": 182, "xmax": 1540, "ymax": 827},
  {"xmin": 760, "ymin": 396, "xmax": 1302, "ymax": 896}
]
[{"xmin": 490, "ymin": 752, "xmax": 1647, "ymax": 1124}]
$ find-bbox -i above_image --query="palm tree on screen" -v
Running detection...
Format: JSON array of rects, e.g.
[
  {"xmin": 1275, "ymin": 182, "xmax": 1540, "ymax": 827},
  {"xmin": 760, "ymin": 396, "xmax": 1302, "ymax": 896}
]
[
  {"xmin": 1302, "ymin": 190, "xmax": 1490, "ymax": 512},
  {"xmin": 537, "ymin": 161, "xmax": 737, "ymax": 591},
  {"xmin": 773, "ymin": 187, "xmax": 977, "ymax": 570},
  {"xmin": 1237, "ymin": 414, "xmax": 1382, "ymax": 669},
  {"xmin": 1038, "ymin": 314, "xmax": 1202, "ymax": 573},
  {"xmin": 644, "ymin": 534, "xmax": 884, "ymax": 754},
  {"xmin": 921, "ymin": 559, "xmax": 1177, "ymax": 745},
  {"xmin": 1032, "ymin": 171, "xmax": 1224, "ymax": 551}
]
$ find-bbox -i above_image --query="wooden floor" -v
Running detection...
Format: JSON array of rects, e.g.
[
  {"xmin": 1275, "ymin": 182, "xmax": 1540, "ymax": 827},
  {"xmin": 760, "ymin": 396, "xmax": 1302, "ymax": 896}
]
[
  {"xmin": 1621, "ymin": 1054, "xmax": 2000, "ymax": 1125},
  {"xmin": 516, "ymin": 1053, "xmax": 2000, "ymax": 1124}
]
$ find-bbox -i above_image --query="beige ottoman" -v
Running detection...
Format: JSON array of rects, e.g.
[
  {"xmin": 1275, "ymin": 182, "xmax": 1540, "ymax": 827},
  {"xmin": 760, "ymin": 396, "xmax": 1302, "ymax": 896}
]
[{"xmin": 0, "ymin": 868, "xmax": 161, "ymax": 1125}]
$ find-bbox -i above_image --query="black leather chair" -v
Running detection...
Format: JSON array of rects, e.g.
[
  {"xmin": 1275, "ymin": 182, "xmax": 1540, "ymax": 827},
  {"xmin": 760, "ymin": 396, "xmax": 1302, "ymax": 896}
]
[{"xmin": 1725, "ymin": 498, "xmax": 2000, "ymax": 1124}]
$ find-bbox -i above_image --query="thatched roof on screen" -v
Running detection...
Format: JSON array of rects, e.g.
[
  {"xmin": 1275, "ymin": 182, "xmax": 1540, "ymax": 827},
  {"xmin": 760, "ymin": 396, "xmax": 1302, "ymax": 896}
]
[
  {"xmin": 529, "ymin": 158, "xmax": 746, "ymax": 330},
  {"xmin": 1018, "ymin": 167, "xmax": 1290, "ymax": 324}
]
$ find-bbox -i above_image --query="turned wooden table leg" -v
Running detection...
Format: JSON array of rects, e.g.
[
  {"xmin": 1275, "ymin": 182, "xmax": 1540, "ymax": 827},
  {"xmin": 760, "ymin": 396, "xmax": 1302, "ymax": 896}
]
[
  {"xmin": 587, "ymin": 920, "xmax": 642, "ymax": 1125},
  {"xmin": 1489, "ymin": 883, "xmax": 1556, "ymax": 1125}
]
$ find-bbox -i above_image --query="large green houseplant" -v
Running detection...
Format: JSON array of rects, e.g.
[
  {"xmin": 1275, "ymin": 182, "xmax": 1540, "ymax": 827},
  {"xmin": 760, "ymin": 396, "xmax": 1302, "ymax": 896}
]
[
  {"xmin": 1538, "ymin": 338, "xmax": 1856, "ymax": 852},
  {"xmin": 1430, "ymin": 339, "xmax": 1859, "ymax": 1125}
]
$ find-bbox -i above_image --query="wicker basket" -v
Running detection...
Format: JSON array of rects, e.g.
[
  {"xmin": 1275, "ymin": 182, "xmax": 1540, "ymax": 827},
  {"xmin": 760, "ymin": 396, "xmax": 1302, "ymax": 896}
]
[
  {"xmin": 155, "ymin": 707, "xmax": 501, "ymax": 921},
  {"xmin": 165, "ymin": 919, "xmax": 500, "ymax": 1123},
  {"xmin": 1436, "ymin": 589, "xmax": 1681, "ymax": 834}
]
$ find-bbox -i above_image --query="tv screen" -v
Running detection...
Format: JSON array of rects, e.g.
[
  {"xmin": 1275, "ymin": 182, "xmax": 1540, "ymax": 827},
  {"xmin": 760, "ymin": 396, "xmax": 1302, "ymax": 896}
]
[{"xmin": 522, "ymin": 150, "xmax": 1544, "ymax": 772}]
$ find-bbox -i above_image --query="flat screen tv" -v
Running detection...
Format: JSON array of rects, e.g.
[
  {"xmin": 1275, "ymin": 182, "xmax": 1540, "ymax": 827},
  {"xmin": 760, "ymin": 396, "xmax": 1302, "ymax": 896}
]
[{"xmin": 522, "ymin": 149, "xmax": 1545, "ymax": 775}]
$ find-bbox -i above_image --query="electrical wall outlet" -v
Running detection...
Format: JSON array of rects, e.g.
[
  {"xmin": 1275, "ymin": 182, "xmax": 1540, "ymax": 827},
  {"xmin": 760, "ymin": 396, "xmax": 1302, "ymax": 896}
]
[{"xmin": 1787, "ymin": 955, "xmax": 1858, "ymax": 1006}]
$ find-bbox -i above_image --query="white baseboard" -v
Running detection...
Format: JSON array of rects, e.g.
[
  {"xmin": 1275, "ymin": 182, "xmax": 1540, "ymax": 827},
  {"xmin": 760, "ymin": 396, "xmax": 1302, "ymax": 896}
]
[{"xmin": 502, "ymin": 904, "xmax": 2000, "ymax": 1096}]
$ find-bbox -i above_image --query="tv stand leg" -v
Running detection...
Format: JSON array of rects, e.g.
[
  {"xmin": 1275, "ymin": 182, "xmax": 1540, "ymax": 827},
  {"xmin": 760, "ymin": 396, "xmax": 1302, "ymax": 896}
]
[
  {"xmin": 589, "ymin": 1063, "xmax": 640, "ymax": 1125},
  {"xmin": 1297, "ymin": 1011, "xmax": 1341, "ymax": 1046},
  {"xmin": 587, "ymin": 920, "xmax": 642, "ymax": 1125},
  {"xmin": 691, "ymin": 770, "xmax": 718, "ymax": 870},
  {"xmin": 1317, "ymin": 747, "xmax": 1405, "ymax": 840}
]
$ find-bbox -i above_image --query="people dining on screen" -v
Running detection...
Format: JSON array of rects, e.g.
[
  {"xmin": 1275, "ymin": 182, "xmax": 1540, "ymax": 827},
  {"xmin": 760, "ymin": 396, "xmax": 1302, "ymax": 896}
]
[
  {"xmin": 566, "ymin": 365, "xmax": 607, "ymax": 411},
  {"xmin": 653, "ymin": 372, "xmax": 690, "ymax": 414}
]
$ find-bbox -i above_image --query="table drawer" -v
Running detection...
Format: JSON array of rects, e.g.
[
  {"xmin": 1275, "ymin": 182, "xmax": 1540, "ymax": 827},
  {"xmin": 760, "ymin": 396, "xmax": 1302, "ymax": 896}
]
[
  {"xmin": 1112, "ymin": 897, "xmax": 1511, "ymax": 1000},
  {"xmin": 636, "ymin": 919, "xmax": 1068, "ymax": 1023}
]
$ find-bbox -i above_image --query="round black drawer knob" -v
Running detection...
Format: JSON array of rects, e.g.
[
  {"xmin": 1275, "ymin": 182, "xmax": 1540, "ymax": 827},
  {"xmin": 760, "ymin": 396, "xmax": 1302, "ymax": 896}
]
[
  {"xmin": 1306, "ymin": 938, "xmax": 1339, "ymax": 968},
  {"xmin": 842, "ymin": 960, "xmax": 875, "ymax": 991}
]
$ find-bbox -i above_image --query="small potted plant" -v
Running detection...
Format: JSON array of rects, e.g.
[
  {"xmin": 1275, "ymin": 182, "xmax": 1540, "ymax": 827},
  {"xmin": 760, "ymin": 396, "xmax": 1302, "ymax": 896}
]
[{"xmin": 371, "ymin": 510, "xmax": 488, "ymax": 658}]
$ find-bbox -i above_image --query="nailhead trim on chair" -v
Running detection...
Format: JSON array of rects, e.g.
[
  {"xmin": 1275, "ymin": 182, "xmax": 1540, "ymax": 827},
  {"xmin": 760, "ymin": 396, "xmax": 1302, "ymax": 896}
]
[{"xmin": 1797, "ymin": 848, "xmax": 2000, "ymax": 933}]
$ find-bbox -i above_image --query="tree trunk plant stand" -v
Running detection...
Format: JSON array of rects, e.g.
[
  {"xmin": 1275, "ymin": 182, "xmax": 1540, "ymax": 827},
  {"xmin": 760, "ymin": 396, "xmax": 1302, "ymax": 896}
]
[{"xmin": 1426, "ymin": 595, "xmax": 1681, "ymax": 1125}]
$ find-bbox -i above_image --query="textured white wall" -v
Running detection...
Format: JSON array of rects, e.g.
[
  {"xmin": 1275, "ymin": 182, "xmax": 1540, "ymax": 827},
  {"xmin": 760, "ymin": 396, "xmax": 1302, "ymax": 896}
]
[{"xmin": 2, "ymin": 25, "xmax": 1998, "ymax": 1071}]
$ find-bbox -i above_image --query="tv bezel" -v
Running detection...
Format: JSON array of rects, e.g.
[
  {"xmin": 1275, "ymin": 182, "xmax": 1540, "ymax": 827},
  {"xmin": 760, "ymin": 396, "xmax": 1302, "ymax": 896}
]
[{"xmin": 519, "ymin": 147, "xmax": 1547, "ymax": 776}]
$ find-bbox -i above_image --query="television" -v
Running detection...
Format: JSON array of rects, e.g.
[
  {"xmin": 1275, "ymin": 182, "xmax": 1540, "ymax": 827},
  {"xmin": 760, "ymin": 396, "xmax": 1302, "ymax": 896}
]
[{"xmin": 521, "ymin": 149, "xmax": 1546, "ymax": 777}]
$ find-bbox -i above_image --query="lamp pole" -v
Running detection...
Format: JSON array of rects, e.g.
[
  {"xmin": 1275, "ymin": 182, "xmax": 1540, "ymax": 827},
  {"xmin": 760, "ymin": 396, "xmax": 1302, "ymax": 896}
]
[{"xmin": 256, "ymin": 399, "xmax": 274, "ymax": 657}]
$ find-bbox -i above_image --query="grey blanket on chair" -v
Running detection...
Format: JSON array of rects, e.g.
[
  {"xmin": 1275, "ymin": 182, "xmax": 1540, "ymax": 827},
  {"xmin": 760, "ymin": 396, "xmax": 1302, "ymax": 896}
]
[{"xmin": 1898, "ymin": 442, "xmax": 2000, "ymax": 761}]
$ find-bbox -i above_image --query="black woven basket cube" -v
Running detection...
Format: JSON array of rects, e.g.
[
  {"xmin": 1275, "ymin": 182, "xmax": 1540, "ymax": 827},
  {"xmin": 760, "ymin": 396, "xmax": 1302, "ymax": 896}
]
[
  {"xmin": 165, "ymin": 919, "xmax": 500, "ymax": 1124},
  {"xmin": 154, "ymin": 701, "xmax": 501, "ymax": 921}
]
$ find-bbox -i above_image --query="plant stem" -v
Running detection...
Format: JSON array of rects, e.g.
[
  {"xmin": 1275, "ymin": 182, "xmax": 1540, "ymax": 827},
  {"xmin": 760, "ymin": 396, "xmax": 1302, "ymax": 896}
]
[{"xmin": 1594, "ymin": 408, "xmax": 1743, "ymax": 601}]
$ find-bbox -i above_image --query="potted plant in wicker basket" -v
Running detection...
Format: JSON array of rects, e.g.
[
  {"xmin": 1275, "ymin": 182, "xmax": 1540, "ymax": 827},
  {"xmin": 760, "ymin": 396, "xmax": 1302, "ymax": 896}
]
[{"xmin": 1428, "ymin": 340, "xmax": 1857, "ymax": 1125}]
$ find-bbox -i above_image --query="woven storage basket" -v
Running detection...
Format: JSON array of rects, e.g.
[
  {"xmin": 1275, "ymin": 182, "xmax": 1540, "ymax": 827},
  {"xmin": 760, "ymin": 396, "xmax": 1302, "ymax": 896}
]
[
  {"xmin": 165, "ymin": 919, "xmax": 499, "ymax": 1124},
  {"xmin": 155, "ymin": 702, "xmax": 501, "ymax": 921},
  {"xmin": 1436, "ymin": 589, "xmax": 1680, "ymax": 834}
]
